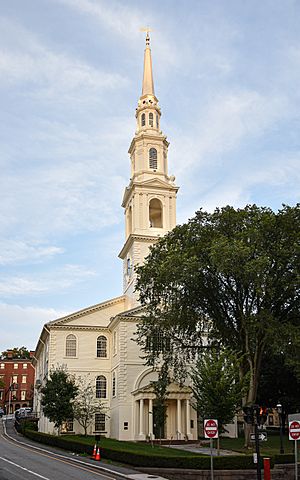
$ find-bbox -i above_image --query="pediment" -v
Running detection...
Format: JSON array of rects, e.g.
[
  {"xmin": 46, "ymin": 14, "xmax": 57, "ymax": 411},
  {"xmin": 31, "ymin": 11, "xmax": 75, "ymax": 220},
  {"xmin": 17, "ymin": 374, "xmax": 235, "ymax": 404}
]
[
  {"xmin": 47, "ymin": 295, "xmax": 126, "ymax": 328},
  {"xmin": 136, "ymin": 177, "xmax": 177, "ymax": 190}
]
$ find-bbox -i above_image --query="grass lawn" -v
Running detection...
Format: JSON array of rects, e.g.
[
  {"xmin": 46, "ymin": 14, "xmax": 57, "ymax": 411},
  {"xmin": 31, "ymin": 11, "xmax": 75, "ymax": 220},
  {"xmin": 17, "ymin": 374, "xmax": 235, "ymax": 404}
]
[
  {"xmin": 219, "ymin": 434, "xmax": 296, "ymax": 456},
  {"xmin": 64, "ymin": 435, "xmax": 198, "ymax": 457},
  {"xmin": 64, "ymin": 433, "xmax": 298, "ymax": 458}
]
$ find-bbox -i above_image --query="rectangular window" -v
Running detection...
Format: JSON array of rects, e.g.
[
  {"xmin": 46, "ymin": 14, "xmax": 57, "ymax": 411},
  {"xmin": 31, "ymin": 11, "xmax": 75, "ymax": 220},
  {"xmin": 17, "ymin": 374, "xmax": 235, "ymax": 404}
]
[
  {"xmin": 95, "ymin": 413, "xmax": 106, "ymax": 432},
  {"xmin": 0, "ymin": 363, "xmax": 4, "ymax": 369},
  {"xmin": 22, "ymin": 375, "xmax": 27, "ymax": 384},
  {"xmin": 12, "ymin": 375, "xmax": 18, "ymax": 384},
  {"xmin": 12, "ymin": 390, "xmax": 17, "ymax": 400},
  {"xmin": 0, "ymin": 391, "xmax": 3, "ymax": 400},
  {"xmin": 21, "ymin": 390, "xmax": 26, "ymax": 400},
  {"xmin": 14, "ymin": 363, "xmax": 18, "ymax": 369},
  {"xmin": 124, "ymin": 421, "xmax": 128, "ymax": 430},
  {"xmin": 23, "ymin": 364, "xmax": 28, "ymax": 369}
]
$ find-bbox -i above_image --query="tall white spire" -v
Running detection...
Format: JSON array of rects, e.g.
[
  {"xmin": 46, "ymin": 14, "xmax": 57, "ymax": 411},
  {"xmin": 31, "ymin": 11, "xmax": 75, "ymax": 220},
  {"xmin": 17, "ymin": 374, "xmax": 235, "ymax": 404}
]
[{"xmin": 142, "ymin": 32, "xmax": 155, "ymax": 96}]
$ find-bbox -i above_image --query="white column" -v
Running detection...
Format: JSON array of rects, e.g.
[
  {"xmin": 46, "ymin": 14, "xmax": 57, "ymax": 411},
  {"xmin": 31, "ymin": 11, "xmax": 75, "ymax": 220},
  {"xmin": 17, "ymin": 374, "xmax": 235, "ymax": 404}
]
[
  {"xmin": 148, "ymin": 398, "xmax": 153, "ymax": 438},
  {"xmin": 177, "ymin": 399, "xmax": 182, "ymax": 439},
  {"xmin": 139, "ymin": 399, "xmax": 144, "ymax": 436},
  {"xmin": 186, "ymin": 399, "xmax": 191, "ymax": 437}
]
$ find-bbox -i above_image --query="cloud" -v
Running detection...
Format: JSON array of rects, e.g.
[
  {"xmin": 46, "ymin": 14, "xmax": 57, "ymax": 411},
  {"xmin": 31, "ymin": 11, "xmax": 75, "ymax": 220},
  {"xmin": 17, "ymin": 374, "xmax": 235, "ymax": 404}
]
[
  {"xmin": 53, "ymin": 0, "xmax": 178, "ymax": 68},
  {"xmin": 0, "ymin": 303, "xmax": 69, "ymax": 352},
  {"xmin": 0, "ymin": 17, "xmax": 128, "ymax": 102},
  {"xmin": 172, "ymin": 89, "xmax": 288, "ymax": 176},
  {"xmin": 0, "ymin": 264, "xmax": 96, "ymax": 298},
  {"xmin": 0, "ymin": 240, "xmax": 63, "ymax": 266}
]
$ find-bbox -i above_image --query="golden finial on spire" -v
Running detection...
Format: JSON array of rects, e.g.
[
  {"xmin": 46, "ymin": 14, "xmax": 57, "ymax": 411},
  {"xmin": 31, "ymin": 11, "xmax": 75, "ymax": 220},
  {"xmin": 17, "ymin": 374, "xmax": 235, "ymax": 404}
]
[{"xmin": 140, "ymin": 26, "xmax": 152, "ymax": 47}]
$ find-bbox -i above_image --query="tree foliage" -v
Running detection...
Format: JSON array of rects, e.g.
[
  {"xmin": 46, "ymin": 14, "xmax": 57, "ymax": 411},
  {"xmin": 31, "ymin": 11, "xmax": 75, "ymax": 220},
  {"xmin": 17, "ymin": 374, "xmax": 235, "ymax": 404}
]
[
  {"xmin": 73, "ymin": 375, "xmax": 106, "ymax": 436},
  {"xmin": 41, "ymin": 367, "xmax": 78, "ymax": 430},
  {"xmin": 1, "ymin": 347, "xmax": 31, "ymax": 359},
  {"xmin": 191, "ymin": 348, "xmax": 247, "ymax": 433},
  {"xmin": 136, "ymin": 205, "xmax": 300, "ymax": 408},
  {"xmin": 151, "ymin": 363, "xmax": 170, "ymax": 441},
  {"xmin": 257, "ymin": 350, "xmax": 300, "ymax": 413}
]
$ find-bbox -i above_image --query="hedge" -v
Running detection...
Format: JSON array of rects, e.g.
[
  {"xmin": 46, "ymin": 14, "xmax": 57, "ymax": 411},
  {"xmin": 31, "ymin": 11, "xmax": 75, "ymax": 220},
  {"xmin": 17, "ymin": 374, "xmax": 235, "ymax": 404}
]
[{"xmin": 21, "ymin": 429, "xmax": 276, "ymax": 470}]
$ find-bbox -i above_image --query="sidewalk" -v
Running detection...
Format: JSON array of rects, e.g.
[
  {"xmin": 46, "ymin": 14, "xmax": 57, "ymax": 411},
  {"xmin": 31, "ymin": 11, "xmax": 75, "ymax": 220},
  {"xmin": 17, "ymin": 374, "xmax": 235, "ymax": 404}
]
[{"xmin": 168, "ymin": 442, "xmax": 244, "ymax": 456}]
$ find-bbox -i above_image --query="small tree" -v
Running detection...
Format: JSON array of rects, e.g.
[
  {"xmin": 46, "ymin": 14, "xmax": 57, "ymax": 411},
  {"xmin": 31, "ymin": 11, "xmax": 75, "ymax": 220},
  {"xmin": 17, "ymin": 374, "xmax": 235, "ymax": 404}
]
[
  {"xmin": 191, "ymin": 348, "xmax": 247, "ymax": 449},
  {"xmin": 41, "ymin": 366, "xmax": 78, "ymax": 432},
  {"xmin": 73, "ymin": 375, "xmax": 107, "ymax": 436},
  {"xmin": 151, "ymin": 363, "xmax": 170, "ymax": 442}
]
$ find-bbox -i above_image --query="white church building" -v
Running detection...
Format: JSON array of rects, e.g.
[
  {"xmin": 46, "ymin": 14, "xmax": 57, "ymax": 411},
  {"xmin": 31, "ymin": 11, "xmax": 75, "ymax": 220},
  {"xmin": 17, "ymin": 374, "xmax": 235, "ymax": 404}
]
[{"xmin": 33, "ymin": 33, "xmax": 199, "ymax": 441}]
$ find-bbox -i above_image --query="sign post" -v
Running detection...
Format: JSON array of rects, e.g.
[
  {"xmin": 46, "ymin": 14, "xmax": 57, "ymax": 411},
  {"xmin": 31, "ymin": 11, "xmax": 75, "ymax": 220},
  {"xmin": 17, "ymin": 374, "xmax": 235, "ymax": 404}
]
[
  {"xmin": 289, "ymin": 420, "xmax": 300, "ymax": 480},
  {"xmin": 204, "ymin": 419, "xmax": 218, "ymax": 480}
]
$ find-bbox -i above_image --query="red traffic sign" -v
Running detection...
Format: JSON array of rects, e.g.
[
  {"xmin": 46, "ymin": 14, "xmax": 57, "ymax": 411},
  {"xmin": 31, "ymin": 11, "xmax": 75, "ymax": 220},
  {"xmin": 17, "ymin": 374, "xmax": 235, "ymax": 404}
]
[
  {"xmin": 289, "ymin": 420, "xmax": 300, "ymax": 440},
  {"xmin": 204, "ymin": 419, "xmax": 218, "ymax": 439}
]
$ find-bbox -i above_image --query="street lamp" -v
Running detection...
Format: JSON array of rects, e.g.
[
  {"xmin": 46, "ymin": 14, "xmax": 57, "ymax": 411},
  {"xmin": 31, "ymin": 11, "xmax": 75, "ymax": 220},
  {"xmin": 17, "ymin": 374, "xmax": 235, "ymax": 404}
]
[{"xmin": 276, "ymin": 403, "xmax": 284, "ymax": 454}]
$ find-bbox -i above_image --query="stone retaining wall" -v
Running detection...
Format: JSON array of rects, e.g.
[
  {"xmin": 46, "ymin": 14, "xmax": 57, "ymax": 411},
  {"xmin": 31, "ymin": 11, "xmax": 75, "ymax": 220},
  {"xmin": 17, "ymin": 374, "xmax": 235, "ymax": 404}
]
[{"xmin": 141, "ymin": 463, "xmax": 298, "ymax": 479}]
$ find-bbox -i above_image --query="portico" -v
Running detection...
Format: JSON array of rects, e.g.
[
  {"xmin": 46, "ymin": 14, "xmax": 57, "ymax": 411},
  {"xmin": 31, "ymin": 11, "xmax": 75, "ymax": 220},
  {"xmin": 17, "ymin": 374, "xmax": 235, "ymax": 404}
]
[{"xmin": 133, "ymin": 384, "xmax": 196, "ymax": 441}]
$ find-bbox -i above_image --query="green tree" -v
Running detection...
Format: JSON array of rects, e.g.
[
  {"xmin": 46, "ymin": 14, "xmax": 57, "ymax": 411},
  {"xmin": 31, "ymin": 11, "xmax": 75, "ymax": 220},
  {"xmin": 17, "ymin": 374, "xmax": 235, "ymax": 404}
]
[
  {"xmin": 73, "ymin": 375, "xmax": 107, "ymax": 436},
  {"xmin": 1, "ymin": 347, "xmax": 30, "ymax": 359},
  {"xmin": 136, "ymin": 205, "xmax": 300, "ymax": 413},
  {"xmin": 257, "ymin": 350, "xmax": 300, "ymax": 431},
  {"xmin": 191, "ymin": 348, "xmax": 247, "ymax": 449},
  {"xmin": 151, "ymin": 363, "xmax": 170, "ymax": 442},
  {"xmin": 41, "ymin": 367, "xmax": 78, "ymax": 432}
]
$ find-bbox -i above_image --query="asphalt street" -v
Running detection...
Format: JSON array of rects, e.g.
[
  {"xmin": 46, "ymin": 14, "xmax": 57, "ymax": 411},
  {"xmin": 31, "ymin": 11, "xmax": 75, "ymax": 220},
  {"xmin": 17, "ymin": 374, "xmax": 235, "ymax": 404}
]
[{"xmin": 0, "ymin": 418, "xmax": 167, "ymax": 480}]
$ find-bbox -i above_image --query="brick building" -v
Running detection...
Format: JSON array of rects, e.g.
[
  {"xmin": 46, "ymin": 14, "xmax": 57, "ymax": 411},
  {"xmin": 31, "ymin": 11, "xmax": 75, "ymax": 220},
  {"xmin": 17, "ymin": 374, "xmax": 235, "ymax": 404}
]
[{"xmin": 0, "ymin": 351, "xmax": 35, "ymax": 414}]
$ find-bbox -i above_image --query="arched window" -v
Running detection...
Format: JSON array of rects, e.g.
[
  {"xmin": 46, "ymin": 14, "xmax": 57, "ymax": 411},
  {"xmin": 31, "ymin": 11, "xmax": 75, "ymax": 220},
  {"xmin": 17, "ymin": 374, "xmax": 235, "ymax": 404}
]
[
  {"xmin": 66, "ymin": 334, "xmax": 76, "ymax": 357},
  {"xmin": 149, "ymin": 112, "xmax": 153, "ymax": 127},
  {"xmin": 97, "ymin": 335, "xmax": 107, "ymax": 358},
  {"xmin": 149, "ymin": 198, "xmax": 163, "ymax": 228},
  {"xmin": 156, "ymin": 114, "xmax": 159, "ymax": 129},
  {"xmin": 96, "ymin": 375, "xmax": 107, "ymax": 398},
  {"xmin": 149, "ymin": 148, "xmax": 157, "ymax": 170},
  {"xmin": 141, "ymin": 113, "xmax": 145, "ymax": 127}
]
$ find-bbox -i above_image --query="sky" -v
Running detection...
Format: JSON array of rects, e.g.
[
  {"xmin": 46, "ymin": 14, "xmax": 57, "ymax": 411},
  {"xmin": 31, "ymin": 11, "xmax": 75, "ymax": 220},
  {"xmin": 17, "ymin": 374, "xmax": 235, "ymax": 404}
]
[{"xmin": 0, "ymin": 0, "xmax": 299, "ymax": 353}]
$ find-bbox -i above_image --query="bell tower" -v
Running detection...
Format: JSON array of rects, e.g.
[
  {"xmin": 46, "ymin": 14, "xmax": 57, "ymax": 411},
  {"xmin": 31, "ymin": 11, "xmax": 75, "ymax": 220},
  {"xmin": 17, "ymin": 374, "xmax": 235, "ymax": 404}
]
[{"xmin": 119, "ymin": 32, "xmax": 178, "ymax": 307}]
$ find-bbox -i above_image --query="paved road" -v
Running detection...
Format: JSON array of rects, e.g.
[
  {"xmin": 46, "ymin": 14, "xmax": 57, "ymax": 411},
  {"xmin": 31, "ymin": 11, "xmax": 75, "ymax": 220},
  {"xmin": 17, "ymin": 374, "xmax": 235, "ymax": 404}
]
[{"xmin": 0, "ymin": 418, "xmax": 167, "ymax": 480}]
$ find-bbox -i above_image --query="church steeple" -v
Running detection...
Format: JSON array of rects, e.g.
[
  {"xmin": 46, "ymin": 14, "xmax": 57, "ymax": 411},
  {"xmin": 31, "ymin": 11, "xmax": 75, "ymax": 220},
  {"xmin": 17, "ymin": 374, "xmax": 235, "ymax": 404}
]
[
  {"xmin": 142, "ymin": 32, "xmax": 155, "ymax": 96},
  {"xmin": 119, "ymin": 33, "xmax": 178, "ymax": 307}
]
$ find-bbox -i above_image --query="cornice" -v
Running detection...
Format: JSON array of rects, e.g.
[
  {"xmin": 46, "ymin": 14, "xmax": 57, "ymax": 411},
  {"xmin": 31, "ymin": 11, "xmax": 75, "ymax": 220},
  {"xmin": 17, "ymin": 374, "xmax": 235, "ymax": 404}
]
[
  {"xmin": 118, "ymin": 234, "xmax": 158, "ymax": 259},
  {"xmin": 50, "ymin": 325, "xmax": 110, "ymax": 332},
  {"xmin": 128, "ymin": 132, "xmax": 169, "ymax": 154}
]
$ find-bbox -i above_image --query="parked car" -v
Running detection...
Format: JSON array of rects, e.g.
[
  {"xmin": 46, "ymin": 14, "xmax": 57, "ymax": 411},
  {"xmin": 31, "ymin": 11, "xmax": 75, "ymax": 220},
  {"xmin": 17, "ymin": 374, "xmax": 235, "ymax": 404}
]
[{"xmin": 15, "ymin": 407, "xmax": 32, "ymax": 418}]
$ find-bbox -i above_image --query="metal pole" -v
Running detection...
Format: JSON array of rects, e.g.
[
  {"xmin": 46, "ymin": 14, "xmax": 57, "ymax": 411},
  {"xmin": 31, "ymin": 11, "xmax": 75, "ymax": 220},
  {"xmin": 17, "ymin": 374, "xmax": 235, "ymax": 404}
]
[
  {"xmin": 295, "ymin": 440, "xmax": 298, "ymax": 480},
  {"xmin": 210, "ymin": 438, "xmax": 214, "ymax": 480},
  {"xmin": 279, "ymin": 413, "xmax": 284, "ymax": 454},
  {"xmin": 254, "ymin": 421, "xmax": 262, "ymax": 480}
]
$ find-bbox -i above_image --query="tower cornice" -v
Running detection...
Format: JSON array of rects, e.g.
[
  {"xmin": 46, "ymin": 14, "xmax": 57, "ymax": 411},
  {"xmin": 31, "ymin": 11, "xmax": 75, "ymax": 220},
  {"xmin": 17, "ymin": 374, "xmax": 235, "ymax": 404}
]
[{"xmin": 128, "ymin": 132, "xmax": 169, "ymax": 155}]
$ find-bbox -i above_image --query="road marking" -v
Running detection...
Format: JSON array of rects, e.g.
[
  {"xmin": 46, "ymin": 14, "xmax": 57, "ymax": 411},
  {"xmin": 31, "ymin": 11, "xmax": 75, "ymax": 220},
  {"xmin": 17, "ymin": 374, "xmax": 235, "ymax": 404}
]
[
  {"xmin": 0, "ymin": 456, "xmax": 50, "ymax": 479},
  {"xmin": 1, "ymin": 419, "xmax": 120, "ymax": 479},
  {"xmin": 1, "ymin": 428, "xmax": 117, "ymax": 480}
]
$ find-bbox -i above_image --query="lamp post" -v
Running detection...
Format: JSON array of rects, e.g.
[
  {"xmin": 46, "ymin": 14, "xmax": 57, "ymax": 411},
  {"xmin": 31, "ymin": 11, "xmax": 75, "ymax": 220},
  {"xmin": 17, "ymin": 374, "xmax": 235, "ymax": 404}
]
[{"xmin": 276, "ymin": 403, "xmax": 284, "ymax": 454}]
